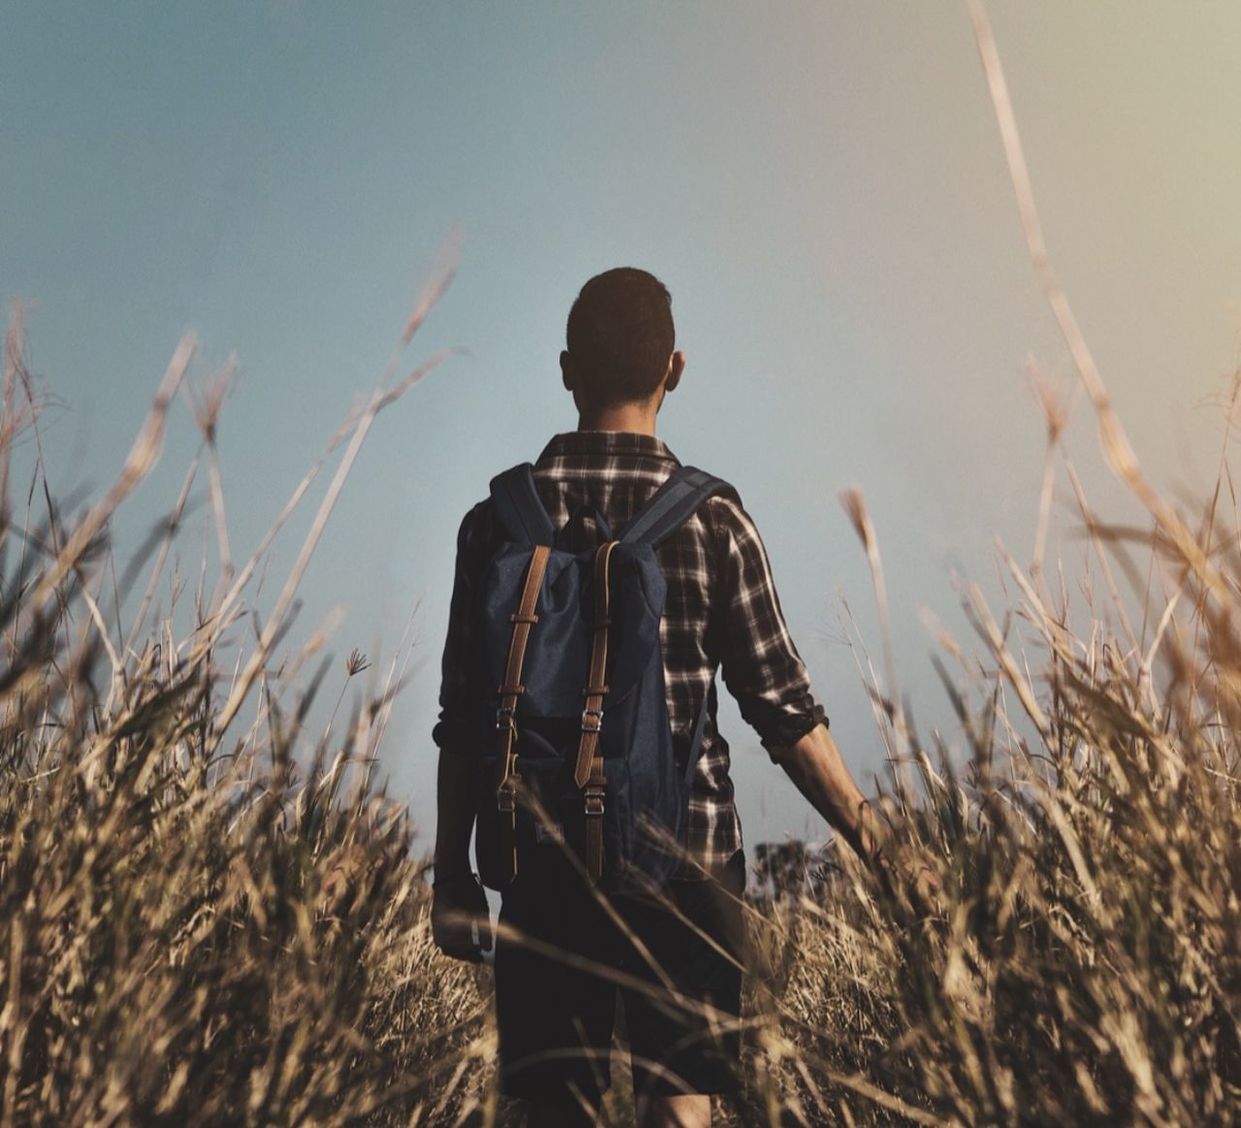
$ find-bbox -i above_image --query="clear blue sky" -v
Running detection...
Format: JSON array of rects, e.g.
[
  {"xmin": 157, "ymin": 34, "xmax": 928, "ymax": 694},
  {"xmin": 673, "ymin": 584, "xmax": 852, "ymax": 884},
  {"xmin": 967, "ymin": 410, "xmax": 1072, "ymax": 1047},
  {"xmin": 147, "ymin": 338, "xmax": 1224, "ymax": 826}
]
[{"xmin": 3, "ymin": 2, "xmax": 1239, "ymax": 853}]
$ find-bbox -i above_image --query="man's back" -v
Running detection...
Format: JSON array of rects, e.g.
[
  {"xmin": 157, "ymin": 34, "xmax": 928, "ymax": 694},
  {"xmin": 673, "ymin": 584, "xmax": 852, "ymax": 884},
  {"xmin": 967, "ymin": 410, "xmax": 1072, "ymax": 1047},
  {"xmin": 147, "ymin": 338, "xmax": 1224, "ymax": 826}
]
[{"xmin": 432, "ymin": 427, "xmax": 828, "ymax": 875}]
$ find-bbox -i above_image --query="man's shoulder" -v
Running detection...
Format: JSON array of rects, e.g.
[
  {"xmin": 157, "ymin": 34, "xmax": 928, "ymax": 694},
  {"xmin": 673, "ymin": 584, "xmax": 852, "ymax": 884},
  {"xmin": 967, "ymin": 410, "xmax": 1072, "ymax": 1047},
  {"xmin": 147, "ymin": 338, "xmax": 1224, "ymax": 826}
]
[
  {"xmin": 696, "ymin": 479, "xmax": 748, "ymax": 532},
  {"xmin": 456, "ymin": 463, "xmax": 752, "ymax": 541}
]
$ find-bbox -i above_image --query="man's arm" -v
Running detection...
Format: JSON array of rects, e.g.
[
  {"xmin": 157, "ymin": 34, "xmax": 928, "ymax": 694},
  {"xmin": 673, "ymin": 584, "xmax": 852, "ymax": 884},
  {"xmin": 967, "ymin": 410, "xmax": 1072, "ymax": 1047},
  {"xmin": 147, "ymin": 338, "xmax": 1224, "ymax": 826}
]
[
  {"xmin": 430, "ymin": 503, "xmax": 492, "ymax": 960},
  {"xmin": 710, "ymin": 494, "xmax": 884, "ymax": 869},
  {"xmin": 777, "ymin": 725, "xmax": 946, "ymax": 907},
  {"xmin": 433, "ymin": 751, "xmax": 475, "ymax": 881},
  {"xmin": 768, "ymin": 722, "xmax": 887, "ymax": 866},
  {"xmin": 432, "ymin": 750, "xmax": 491, "ymax": 962},
  {"xmin": 430, "ymin": 505, "xmax": 481, "ymax": 873}
]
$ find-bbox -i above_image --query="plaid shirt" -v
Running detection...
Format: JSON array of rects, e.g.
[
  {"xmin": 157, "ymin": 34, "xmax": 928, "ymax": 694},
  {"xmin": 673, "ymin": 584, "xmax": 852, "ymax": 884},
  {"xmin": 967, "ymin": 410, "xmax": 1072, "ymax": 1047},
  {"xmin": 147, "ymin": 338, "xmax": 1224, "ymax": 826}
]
[{"xmin": 432, "ymin": 429, "xmax": 828, "ymax": 873}]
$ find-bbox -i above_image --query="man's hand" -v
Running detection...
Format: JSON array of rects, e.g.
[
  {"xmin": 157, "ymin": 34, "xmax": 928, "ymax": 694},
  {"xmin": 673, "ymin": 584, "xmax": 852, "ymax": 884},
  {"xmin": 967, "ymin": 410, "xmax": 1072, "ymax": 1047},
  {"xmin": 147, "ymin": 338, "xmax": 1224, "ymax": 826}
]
[
  {"xmin": 773, "ymin": 724, "xmax": 945, "ymax": 913},
  {"xmin": 431, "ymin": 872, "xmax": 493, "ymax": 962},
  {"xmin": 773, "ymin": 724, "xmax": 886, "ymax": 865}
]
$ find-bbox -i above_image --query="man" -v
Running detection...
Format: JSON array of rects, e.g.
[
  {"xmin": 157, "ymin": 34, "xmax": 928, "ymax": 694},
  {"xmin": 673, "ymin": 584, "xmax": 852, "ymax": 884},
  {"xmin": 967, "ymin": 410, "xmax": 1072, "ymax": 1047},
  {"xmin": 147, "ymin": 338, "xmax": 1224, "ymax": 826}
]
[{"xmin": 431, "ymin": 267, "xmax": 894, "ymax": 1128}]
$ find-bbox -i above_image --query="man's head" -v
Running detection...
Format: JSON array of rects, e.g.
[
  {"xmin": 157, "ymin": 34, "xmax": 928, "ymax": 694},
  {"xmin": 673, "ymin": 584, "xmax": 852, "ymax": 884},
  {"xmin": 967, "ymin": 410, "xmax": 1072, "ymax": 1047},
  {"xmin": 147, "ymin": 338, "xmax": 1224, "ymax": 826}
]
[{"xmin": 561, "ymin": 267, "xmax": 684, "ymax": 416}]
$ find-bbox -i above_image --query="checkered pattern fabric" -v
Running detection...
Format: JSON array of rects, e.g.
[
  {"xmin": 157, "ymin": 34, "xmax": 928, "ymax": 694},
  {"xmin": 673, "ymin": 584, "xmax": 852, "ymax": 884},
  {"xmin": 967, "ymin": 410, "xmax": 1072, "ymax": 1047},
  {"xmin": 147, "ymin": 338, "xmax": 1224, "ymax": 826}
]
[{"xmin": 432, "ymin": 429, "xmax": 828, "ymax": 873}]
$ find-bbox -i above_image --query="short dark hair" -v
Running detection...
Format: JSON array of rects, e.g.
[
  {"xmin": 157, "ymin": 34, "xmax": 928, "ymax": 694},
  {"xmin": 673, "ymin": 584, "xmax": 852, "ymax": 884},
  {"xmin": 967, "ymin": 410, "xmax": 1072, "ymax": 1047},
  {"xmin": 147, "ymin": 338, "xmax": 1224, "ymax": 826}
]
[{"xmin": 565, "ymin": 267, "xmax": 675, "ymax": 408}]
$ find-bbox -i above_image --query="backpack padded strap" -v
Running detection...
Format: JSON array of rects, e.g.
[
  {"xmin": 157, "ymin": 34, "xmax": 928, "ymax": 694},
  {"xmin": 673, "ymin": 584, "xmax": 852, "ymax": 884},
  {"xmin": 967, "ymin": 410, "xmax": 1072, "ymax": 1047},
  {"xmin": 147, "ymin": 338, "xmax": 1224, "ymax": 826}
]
[
  {"xmin": 490, "ymin": 463, "xmax": 555, "ymax": 547},
  {"xmin": 618, "ymin": 466, "xmax": 732, "ymax": 548}
]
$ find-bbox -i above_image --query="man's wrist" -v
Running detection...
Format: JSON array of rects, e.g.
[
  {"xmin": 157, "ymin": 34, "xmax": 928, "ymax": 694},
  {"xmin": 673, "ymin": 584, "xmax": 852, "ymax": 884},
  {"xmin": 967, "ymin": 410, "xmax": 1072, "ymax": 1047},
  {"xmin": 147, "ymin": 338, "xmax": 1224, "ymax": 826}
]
[{"xmin": 852, "ymin": 799, "xmax": 889, "ymax": 865}]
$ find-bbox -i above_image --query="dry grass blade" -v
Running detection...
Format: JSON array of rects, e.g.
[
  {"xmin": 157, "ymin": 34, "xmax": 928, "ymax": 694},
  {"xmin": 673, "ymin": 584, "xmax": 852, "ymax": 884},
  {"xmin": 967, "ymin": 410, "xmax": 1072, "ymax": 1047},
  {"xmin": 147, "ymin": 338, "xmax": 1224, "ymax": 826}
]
[
  {"xmin": 839, "ymin": 485, "xmax": 913, "ymax": 781},
  {"xmin": 968, "ymin": 0, "xmax": 1228, "ymax": 607},
  {"xmin": 27, "ymin": 333, "xmax": 193, "ymax": 615}
]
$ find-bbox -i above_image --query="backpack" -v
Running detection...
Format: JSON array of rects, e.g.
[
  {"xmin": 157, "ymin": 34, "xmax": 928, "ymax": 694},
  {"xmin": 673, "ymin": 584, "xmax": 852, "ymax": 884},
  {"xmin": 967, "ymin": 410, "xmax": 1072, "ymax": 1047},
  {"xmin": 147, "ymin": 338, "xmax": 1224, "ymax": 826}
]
[{"xmin": 467, "ymin": 460, "xmax": 734, "ymax": 893}]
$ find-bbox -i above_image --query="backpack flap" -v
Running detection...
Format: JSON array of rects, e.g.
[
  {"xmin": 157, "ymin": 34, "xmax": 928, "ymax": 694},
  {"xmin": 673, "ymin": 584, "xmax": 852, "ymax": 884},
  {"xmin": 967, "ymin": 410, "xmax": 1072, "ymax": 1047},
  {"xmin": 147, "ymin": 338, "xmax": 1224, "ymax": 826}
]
[{"xmin": 478, "ymin": 541, "xmax": 662, "ymax": 722}]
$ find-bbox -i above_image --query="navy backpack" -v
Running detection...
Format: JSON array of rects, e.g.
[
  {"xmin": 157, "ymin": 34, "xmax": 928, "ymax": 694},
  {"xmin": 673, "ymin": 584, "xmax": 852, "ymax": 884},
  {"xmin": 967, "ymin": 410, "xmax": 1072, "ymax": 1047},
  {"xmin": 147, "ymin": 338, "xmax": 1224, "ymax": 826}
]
[{"xmin": 468, "ymin": 461, "xmax": 734, "ymax": 893}]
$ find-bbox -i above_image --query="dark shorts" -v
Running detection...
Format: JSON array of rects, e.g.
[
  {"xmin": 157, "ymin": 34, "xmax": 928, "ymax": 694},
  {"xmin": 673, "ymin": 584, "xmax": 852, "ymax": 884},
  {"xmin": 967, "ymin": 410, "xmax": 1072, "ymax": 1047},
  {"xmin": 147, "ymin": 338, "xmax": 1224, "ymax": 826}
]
[{"xmin": 493, "ymin": 849, "xmax": 748, "ymax": 1106}]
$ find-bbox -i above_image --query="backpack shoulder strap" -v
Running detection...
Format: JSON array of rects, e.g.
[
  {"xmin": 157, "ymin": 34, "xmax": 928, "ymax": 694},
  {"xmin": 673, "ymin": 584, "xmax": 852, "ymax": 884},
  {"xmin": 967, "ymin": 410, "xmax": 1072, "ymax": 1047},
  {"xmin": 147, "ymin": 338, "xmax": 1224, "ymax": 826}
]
[
  {"xmin": 618, "ymin": 465, "xmax": 734, "ymax": 548},
  {"xmin": 489, "ymin": 462, "xmax": 555, "ymax": 546}
]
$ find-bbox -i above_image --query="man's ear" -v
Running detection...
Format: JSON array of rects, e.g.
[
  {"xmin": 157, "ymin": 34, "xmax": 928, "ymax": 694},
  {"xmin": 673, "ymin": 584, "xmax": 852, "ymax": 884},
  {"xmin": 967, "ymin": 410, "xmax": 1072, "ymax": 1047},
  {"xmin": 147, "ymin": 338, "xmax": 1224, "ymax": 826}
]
[
  {"xmin": 560, "ymin": 350, "xmax": 574, "ymax": 392},
  {"xmin": 664, "ymin": 349, "xmax": 685, "ymax": 394}
]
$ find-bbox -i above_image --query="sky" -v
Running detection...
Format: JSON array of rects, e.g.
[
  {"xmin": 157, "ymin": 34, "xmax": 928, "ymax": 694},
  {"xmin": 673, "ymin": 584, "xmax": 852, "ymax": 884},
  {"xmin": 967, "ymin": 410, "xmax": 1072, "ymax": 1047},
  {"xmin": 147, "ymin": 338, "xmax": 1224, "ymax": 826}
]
[{"xmin": 3, "ymin": 2, "xmax": 1240, "ymax": 856}]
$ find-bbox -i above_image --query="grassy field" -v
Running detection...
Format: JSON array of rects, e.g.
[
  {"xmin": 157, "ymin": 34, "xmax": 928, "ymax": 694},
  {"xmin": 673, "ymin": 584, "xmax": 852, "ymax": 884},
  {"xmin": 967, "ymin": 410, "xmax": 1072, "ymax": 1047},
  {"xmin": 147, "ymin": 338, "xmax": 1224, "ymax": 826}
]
[{"xmin": 2, "ymin": 273, "xmax": 1239, "ymax": 1126}]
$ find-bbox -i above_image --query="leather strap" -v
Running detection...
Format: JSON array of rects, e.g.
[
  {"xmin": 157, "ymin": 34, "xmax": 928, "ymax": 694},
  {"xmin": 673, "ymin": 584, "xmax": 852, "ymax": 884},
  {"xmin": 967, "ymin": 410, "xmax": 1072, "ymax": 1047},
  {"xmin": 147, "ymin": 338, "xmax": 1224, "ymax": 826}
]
[
  {"xmin": 495, "ymin": 544, "xmax": 552, "ymax": 884},
  {"xmin": 584, "ymin": 750, "xmax": 606, "ymax": 880},
  {"xmin": 576, "ymin": 541, "xmax": 616, "ymax": 883},
  {"xmin": 574, "ymin": 541, "xmax": 616, "ymax": 788}
]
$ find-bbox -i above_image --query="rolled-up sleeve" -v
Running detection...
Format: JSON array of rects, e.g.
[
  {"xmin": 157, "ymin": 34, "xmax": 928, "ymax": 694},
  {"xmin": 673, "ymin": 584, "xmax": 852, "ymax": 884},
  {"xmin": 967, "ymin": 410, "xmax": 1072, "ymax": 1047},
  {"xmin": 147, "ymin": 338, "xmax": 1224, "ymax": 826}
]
[
  {"xmin": 710, "ymin": 494, "xmax": 828, "ymax": 762},
  {"xmin": 431, "ymin": 502, "xmax": 487, "ymax": 757}
]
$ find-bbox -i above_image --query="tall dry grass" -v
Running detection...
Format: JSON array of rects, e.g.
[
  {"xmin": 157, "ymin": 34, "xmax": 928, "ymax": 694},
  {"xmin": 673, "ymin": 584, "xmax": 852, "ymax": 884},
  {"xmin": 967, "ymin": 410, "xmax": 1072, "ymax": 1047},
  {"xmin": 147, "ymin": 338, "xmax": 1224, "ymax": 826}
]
[
  {"xmin": 0, "ymin": 236, "xmax": 502, "ymax": 1125},
  {"xmin": 734, "ymin": 448, "xmax": 1241, "ymax": 1124},
  {"xmin": 4, "ymin": 280, "xmax": 1238, "ymax": 1125}
]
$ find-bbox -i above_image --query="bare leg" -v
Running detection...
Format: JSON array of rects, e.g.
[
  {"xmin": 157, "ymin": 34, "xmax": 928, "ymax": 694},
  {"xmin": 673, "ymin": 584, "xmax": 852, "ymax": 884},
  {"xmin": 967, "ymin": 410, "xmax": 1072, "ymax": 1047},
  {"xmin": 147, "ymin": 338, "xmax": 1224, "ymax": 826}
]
[{"xmin": 637, "ymin": 1093, "xmax": 711, "ymax": 1128}]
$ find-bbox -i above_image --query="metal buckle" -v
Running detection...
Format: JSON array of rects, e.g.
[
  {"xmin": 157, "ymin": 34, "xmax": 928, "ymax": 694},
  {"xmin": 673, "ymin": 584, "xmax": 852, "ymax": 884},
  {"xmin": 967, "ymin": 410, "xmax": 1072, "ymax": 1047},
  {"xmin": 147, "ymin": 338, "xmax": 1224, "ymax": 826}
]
[
  {"xmin": 581, "ymin": 706, "xmax": 603, "ymax": 733},
  {"xmin": 497, "ymin": 783, "xmax": 517, "ymax": 813},
  {"xmin": 584, "ymin": 788, "xmax": 605, "ymax": 817},
  {"xmin": 496, "ymin": 703, "xmax": 517, "ymax": 732}
]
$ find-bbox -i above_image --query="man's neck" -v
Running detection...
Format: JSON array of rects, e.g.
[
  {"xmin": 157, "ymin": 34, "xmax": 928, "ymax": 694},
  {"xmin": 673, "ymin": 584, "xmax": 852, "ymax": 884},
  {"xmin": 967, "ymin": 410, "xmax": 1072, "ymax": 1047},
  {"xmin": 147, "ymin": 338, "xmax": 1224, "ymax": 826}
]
[{"xmin": 575, "ymin": 401, "xmax": 658, "ymax": 436}]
